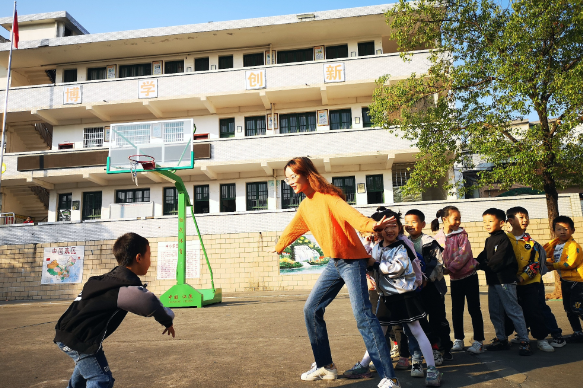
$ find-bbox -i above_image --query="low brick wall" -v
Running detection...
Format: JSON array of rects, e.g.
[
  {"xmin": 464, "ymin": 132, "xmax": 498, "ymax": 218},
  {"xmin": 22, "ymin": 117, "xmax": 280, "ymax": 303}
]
[{"xmin": 1, "ymin": 217, "xmax": 582, "ymax": 301}]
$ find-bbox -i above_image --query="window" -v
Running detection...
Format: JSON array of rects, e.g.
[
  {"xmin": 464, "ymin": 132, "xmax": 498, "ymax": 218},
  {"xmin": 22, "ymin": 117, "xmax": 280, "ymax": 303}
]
[
  {"xmin": 220, "ymin": 184, "xmax": 236, "ymax": 212},
  {"xmin": 165, "ymin": 60, "xmax": 184, "ymax": 74},
  {"xmin": 83, "ymin": 127, "xmax": 104, "ymax": 148},
  {"xmin": 362, "ymin": 107, "xmax": 373, "ymax": 128},
  {"xmin": 246, "ymin": 182, "xmax": 268, "ymax": 211},
  {"xmin": 58, "ymin": 193, "xmax": 72, "ymax": 221},
  {"xmin": 281, "ymin": 183, "xmax": 305, "ymax": 209},
  {"xmin": 366, "ymin": 174, "xmax": 384, "ymax": 204},
  {"xmin": 245, "ymin": 116, "xmax": 266, "ymax": 136},
  {"xmin": 277, "ymin": 48, "xmax": 313, "ymax": 64},
  {"xmin": 116, "ymin": 189, "xmax": 150, "ymax": 203},
  {"xmin": 195, "ymin": 57, "xmax": 210, "ymax": 71},
  {"xmin": 220, "ymin": 118, "xmax": 235, "ymax": 138},
  {"xmin": 163, "ymin": 187, "xmax": 178, "ymax": 215},
  {"xmin": 87, "ymin": 67, "xmax": 106, "ymax": 81},
  {"xmin": 325, "ymin": 44, "xmax": 348, "ymax": 60},
  {"xmin": 358, "ymin": 41, "xmax": 375, "ymax": 56},
  {"xmin": 119, "ymin": 63, "xmax": 152, "ymax": 78},
  {"xmin": 193, "ymin": 185, "xmax": 210, "ymax": 214},
  {"xmin": 63, "ymin": 69, "xmax": 77, "ymax": 83},
  {"xmin": 82, "ymin": 191, "xmax": 102, "ymax": 220},
  {"xmin": 329, "ymin": 109, "xmax": 352, "ymax": 130},
  {"xmin": 332, "ymin": 176, "xmax": 356, "ymax": 204},
  {"xmin": 218, "ymin": 55, "xmax": 233, "ymax": 70},
  {"xmin": 243, "ymin": 53, "xmax": 264, "ymax": 67},
  {"xmin": 392, "ymin": 163, "xmax": 422, "ymax": 202},
  {"xmin": 279, "ymin": 112, "xmax": 317, "ymax": 134}
]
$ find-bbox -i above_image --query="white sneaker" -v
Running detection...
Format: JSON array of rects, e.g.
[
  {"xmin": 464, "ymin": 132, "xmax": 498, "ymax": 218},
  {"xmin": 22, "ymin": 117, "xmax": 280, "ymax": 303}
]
[
  {"xmin": 300, "ymin": 362, "xmax": 338, "ymax": 381},
  {"xmin": 411, "ymin": 362, "xmax": 424, "ymax": 378},
  {"xmin": 510, "ymin": 334, "xmax": 521, "ymax": 344},
  {"xmin": 537, "ymin": 340, "xmax": 555, "ymax": 352},
  {"xmin": 391, "ymin": 342, "xmax": 400, "ymax": 358},
  {"xmin": 433, "ymin": 349, "xmax": 443, "ymax": 366},
  {"xmin": 467, "ymin": 340, "xmax": 484, "ymax": 354},
  {"xmin": 451, "ymin": 339, "xmax": 464, "ymax": 351},
  {"xmin": 378, "ymin": 377, "xmax": 402, "ymax": 388}
]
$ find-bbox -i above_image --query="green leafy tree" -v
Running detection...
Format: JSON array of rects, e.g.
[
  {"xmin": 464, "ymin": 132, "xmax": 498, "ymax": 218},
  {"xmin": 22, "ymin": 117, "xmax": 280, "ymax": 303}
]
[{"xmin": 370, "ymin": 0, "xmax": 583, "ymax": 298}]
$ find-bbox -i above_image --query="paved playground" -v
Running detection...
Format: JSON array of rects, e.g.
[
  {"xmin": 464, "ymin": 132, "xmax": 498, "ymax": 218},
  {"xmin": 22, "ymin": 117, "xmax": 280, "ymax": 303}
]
[{"xmin": 1, "ymin": 288, "xmax": 581, "ymax": 388}]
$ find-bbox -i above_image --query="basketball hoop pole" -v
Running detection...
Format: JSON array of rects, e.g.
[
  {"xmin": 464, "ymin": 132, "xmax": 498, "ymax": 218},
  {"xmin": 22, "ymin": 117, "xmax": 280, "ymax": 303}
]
[{"xmin": 155, "ymin": 169, "xmax": 221, "ymax": 308}]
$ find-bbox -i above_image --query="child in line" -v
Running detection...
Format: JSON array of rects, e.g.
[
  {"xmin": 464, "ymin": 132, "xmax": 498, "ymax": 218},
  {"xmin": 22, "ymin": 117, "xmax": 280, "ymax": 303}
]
[
  {"xmin": 504, "ymin": 207, "xmax": 555, "ymax": 352},
  {"xmin": 54, "ymin": 233, "xmax": 176, "ymax": 387},
  {"xmin": 433, "ymin": 206, "xmax": 485, "ymax": 354},
  {"xmin": 477, "ymin": 208, "xmax": 531, "ymax": 356},
  {"xmin": 544, "ymin": 216, "xmax": 583, "ymax": 343},
  {"xmin": 360, "ymin": 208, "xmax": 442, "ymax": 386},
  {"xmin": 405, "ymin": 209, "xmax": 453, "ymax": 362}
]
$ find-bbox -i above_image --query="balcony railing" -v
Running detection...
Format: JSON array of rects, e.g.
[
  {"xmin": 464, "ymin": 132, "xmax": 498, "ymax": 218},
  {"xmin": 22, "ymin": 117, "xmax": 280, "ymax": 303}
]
[{"xmin": 1, "ymin": 52, "xmax": 432, "ymax": 113}]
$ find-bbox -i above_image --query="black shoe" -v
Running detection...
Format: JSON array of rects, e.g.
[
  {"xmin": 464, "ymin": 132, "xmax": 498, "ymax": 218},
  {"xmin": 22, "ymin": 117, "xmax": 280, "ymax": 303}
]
[
  {"xmin": 442, "ymin": 350, "xmax": 453, "ymax": 361},
  {"xmin": 485, "ymin": 338, "xmax": 510, "ymax": 351},
  {"xmin": 566, "ymin": 332, "xmax": 583, "ymax": 343},
  {"xmin": 518, "ymin": 341, "xmax": 532, "ymax": 356}
]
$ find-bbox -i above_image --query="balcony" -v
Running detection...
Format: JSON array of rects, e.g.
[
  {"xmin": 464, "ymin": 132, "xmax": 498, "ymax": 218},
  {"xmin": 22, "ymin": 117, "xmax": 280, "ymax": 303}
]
[
  {"xmin": 0, "ymin": 128, "xmax": 417, "ymax": 187},
  {"xmin": 1, "ymin": 52, "xmax": 432, "ymax": 125}
]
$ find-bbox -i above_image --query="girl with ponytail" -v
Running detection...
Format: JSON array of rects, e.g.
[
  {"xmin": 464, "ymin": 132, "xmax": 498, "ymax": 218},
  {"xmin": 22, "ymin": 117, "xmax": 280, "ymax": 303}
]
[
  {"xmin": 433, "ymin": 206, "xmax": 484, "ymax": 354},
  {"xmin": 274, "ymin": 157, "xmax": 400, "ymax": 387}
]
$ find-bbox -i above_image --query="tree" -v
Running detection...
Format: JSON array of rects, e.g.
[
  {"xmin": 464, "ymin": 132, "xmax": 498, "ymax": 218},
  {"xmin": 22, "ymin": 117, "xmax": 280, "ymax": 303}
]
[{"xmin": 369, "ymin": 0, "xmax": 583, "ymax": 298}]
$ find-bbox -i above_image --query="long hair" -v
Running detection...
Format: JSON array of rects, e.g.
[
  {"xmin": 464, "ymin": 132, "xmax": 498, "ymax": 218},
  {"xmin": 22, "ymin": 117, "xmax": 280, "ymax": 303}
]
[
  {"xmin": 430, "ymin": 205, "xmax": 460, "ymax": 232},
  {"xmin": 285, "ymin": 157, "xmax": 345, "ymax": 200}
]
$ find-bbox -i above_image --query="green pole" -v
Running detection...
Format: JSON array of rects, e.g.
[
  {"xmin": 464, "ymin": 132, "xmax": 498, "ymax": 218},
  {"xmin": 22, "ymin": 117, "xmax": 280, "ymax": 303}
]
[{"xmin": 177, "ymin": 189, "xmax": 186, "ymax": 285}]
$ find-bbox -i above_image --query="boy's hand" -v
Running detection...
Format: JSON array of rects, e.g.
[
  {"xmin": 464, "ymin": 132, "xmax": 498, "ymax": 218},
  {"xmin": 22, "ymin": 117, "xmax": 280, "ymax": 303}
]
[
  {"xmin": 517, "ymin": 276, "xmax": 524, "ymax": 284},
  {"xmin": 367, "ymin": 257, "xmax": 376, "ymax": 267},
  {"xmin": 443, "ymin": 268, "xmax": 450, "ymax": 275},
  {"xmin": 546, "ymin": 263, "xmax": 554, "ymax": 272},
  {"xmin": 163, "ymin": 326, "xmax": 175, "ymax": 338}
]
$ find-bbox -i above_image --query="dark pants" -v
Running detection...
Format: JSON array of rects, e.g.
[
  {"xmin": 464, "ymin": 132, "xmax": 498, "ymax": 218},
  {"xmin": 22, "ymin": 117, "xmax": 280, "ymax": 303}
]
[
  {"xmin": 419, "ymin": 281, "xmax": 453, "ymax": 351},
  {"xmin": 537, "ymin": 280, "xmax": 562, "ymax": 337},
  {"xmin": 561, "ymin": 280, "xmax": 583, "ymax": 332},
  {"xmin": 450, "ymin": 273, "xmax": 485, "ymax": 341},
  {"xmin": 504, "ymin": 282, "xmax": 548, "ymax": 340}
]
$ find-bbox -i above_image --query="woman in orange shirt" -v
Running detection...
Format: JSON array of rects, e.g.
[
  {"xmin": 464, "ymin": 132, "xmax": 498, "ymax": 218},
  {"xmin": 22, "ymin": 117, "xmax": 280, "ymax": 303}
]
[{"xmin": 275, "ymin": 157, "xmax": 400, "ymax": 388}]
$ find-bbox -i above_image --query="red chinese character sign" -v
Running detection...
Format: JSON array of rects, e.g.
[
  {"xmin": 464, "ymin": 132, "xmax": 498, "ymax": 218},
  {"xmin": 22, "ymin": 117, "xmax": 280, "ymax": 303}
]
[{"xmin": 138, "ymin": 79, "xmax": 158, "ymax": 99}]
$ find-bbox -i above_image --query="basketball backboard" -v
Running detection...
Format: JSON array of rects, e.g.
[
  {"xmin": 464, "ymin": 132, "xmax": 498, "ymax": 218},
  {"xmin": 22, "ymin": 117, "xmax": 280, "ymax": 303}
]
[{"xmin": 106, "ymin": 118, "xmax": 194, "ymax": 174}]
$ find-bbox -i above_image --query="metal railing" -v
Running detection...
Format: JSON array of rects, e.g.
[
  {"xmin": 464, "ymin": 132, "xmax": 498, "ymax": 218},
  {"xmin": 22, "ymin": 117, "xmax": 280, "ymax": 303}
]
[
  {"xmin": 30, "ymin": 186, "xmax": 50, "ymax": 209},
  {"xmin": 34, "ymin": 122, "xmax": 53, "ymax": 148},
  {"xmin": 0, "ymin": 212, "xmax": 15, "ymax": 225}
]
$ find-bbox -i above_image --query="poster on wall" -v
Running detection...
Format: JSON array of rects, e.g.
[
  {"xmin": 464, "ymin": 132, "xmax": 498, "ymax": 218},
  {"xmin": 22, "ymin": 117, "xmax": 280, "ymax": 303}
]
[
  {"xmin": 279, "ymin": 234, "xmax": 329, "ymax": 275},
  {"xmin": 42, "ymin": 246, "xmax": 84, "ymax": 284},
  {"xmin": 157, "ymin": 240, "xmax": 201, "ymax": 280}
]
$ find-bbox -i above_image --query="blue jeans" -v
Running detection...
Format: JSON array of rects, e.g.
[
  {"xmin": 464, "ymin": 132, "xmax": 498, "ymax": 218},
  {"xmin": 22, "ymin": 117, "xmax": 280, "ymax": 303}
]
[
  {"xmin": 57, "ymin": 342, "xmax": 114, "ymax": 388},
  {"xmin": 304, "ymin": 258, "xmax": 395, "ymax": 379},
  {"xmin": 488, "ymin": 284, "xmax": 529, "ymax": 342}
]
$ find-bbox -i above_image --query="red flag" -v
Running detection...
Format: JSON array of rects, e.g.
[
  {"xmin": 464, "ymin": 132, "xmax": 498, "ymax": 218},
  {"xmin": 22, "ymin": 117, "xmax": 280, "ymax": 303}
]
[{"xmin": 12, "ymin": 9, "xmax": 18, "ymax": 49}]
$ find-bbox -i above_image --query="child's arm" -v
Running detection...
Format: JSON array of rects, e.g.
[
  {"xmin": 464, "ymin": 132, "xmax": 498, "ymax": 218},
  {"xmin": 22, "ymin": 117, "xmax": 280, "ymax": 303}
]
[
  {"xmin": 117, "ymin": 286, "xmax": 175, "ymax": 329},
  {"xmin": 445, "ymin": 233, "xmax": 474, "ymax": 272},
  {"xmin": 519, "ymin": 245, "xmax": 540, "ymax": 282},
  {"xmin": 329, "ymin": 196, "xmax": 376, "ymax": 233},
  {"xmin": 487, "ymin": 237, "xmax": 514, "ymax": 273},
  {"xmin": 275, "ymin": 209, "xmax": 309, "ymax": 253},
  {"xmin": 551, "ymin": 241, "xmax": 583, "ymax": 270},
  {"xmin": 428, "ymin": 241, "xmax": 444, "ymax": 281}
]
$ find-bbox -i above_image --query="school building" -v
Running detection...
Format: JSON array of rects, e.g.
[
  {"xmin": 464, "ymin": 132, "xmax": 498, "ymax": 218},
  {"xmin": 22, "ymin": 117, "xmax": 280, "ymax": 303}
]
[{"xmin": 0, "ymin": 5, "xmax": 581, "ymax": 301}]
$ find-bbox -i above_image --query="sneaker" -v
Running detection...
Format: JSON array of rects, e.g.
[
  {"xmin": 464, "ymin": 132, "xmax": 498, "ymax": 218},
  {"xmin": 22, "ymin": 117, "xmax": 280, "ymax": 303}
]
[
  {"xmin": 549, "ymin": 336, "xmax": 567, "ymax": 348},
  {"xmin": 343, "ymin": 362, "xmax": 372, "ymax": 379},
  {"xmin": 451, "ymin": 339, "xmax": 464, "ymax": 351},
  {"xmin": 467, "ymin": 340, "xmax": 485, "ymax": 354},
  {"xmin": 433, "ymin": 349, "xmax": 443, "ymax": 366},
  {"xmin": 369, "ymin": 361, "xmax": 377, "ymax": 372},
  {"xmin": 518, "ymin": 341, "xmax": 532, "ymax": 356},
  {"xmin": 395, "ymin": 357, "xmax": 410, "ymax": 370},
  {"xmin": 300, "ymin": 362, "xmax": 338, "ymax": 381},
  {"xmin": 378, "ymin": 377, "xmax": 402, "ymax": 388},
  {"xmin": 537, "ymin": 340, "xmax": 555, "ymax": 352},
  {"xmin": 485, "ymin": 338, "xmax": 510, "ymax": 351},
  {"xmin": 425, "ymin": 366, "xmax": 442, "ymax": 387},
  {"xmin": 566, "ymin": 331, "xmax": 583, "ymax": 343},
  {"xmin": 411, "ymin": 362, "xmax": 424, "ymax": 378},
  {"xmin": 442, "ymin": 350, "xmax": 453, "ymax": 361},
  {"xmin": 391, "ymin": 342, "xmax": 400, "ymax": 358},
  {"xmin": 510, "ymin": 334, "xmax": 521, "ymax": 344}
]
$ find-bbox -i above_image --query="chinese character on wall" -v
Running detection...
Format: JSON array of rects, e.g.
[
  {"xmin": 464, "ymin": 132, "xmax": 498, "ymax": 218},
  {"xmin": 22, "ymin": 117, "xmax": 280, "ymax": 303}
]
[
  {"xmin": 323, "ymin": 63, "xmax": 345, "ymax": 83},
  {"xmin": 138, "ymin": 79, "xmax": 158, "ymax": 99},
  {"xmin": 63, "ymin": 86, "xmax": 82, "ymax": 105},
  {"xmin": 245, "ymin": 70, "xmax": 266, "ymax": 90}
]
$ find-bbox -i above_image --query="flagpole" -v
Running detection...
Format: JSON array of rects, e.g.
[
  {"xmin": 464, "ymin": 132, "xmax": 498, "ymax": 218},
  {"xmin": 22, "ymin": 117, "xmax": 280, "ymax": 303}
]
[{"xmin": 0, "ymin": 1, "xmax": 17, "ymax": 205}]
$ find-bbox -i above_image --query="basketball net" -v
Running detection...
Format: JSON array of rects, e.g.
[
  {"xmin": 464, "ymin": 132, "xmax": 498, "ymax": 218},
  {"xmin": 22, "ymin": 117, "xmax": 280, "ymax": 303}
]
[{"xmin": 130, "ymin": 159, "xmax": 139, "ymax": 186}]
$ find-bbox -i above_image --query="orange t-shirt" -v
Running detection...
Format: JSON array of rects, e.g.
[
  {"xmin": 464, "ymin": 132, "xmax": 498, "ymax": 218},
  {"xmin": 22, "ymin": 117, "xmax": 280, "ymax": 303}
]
[{"xmin": 275, "ymin": 192, "xmax": 375, "ymax": 260}]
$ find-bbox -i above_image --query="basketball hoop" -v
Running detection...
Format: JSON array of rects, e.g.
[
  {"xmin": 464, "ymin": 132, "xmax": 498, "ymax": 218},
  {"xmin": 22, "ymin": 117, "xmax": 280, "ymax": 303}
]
[{"xmin": 128, "ymin": 155, "xmax": 156, "ymax": 186}]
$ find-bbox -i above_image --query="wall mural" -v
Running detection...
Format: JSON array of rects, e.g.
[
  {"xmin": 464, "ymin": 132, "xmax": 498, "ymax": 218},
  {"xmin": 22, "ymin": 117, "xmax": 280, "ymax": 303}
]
[{"xmin": 279, "ymin": 234, "xmax": 329, "ymax": 275}]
